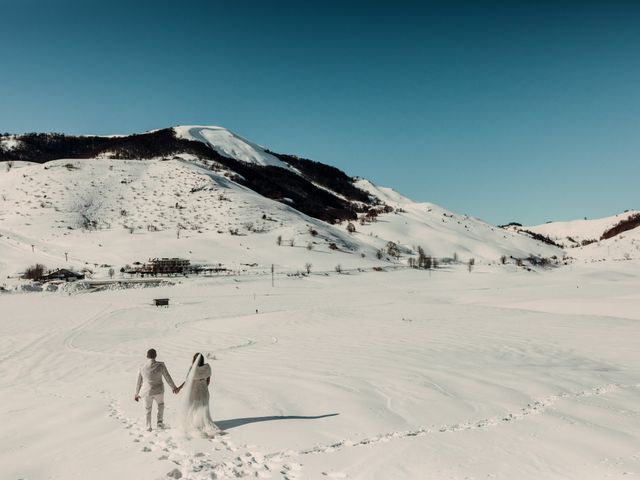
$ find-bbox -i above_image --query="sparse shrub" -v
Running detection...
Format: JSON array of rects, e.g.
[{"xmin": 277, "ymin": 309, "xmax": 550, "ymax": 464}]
[
  {"xmin": 289, "ymin": 238, "xmax": 295, "ymax": 247},
  {"xmin": 305, "ymin": 263, "xmax": 312, "ymax": 274},
  {"xmin": 329, "ymin": 242, "xmax": 338, "ymax": 250},
  {"xmin": 108, "ymin": 267, "xmax": 115, "ymax": 278},
  {"xmin": 307, "ymin": 242, "xmax": 313, "ymax": 251},
  {"xmin": 308, "ymin": 227, "xmax": 318, "ymax": 236},
  {"xmin": 375, "ymin": 249, "xmax": 384, "ymax": 260},
  {"xmin": 500, "ymin": 255, "xmax": 507, "ymax": 265},
  {"xmin": 276, "ymin": 235, "xmax": 282, "ymax": 246},
  {"xmin": 335, "ymin": 264, "xmax": 342, "ymax": 273},
  {"xmin": 346, "ymin": 222, "xmax": 356, "ymax": 234},
  {"xmin": 468, "ymin": 258, "xmax": 475, "ymax": 272}
]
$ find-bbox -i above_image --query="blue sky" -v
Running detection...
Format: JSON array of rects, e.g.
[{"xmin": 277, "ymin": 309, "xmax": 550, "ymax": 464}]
[{"xmin": 1, "ymin": 1, "xmax": 639, "ymax": 225}]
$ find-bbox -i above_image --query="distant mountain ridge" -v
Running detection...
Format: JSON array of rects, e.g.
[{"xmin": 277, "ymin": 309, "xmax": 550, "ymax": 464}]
[
  {"xmin": 0, "ymin": 127, "xmax": 375, "ymax": 223},
  {"xmin": 0, "ymin": 125, "xmax": 567, "ymax": 282}
]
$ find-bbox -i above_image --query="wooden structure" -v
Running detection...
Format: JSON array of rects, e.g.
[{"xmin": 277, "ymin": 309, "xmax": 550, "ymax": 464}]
[
  {"xmin": 44, "ymin": 269, "xmax": 85, "ymax": 282},
  {"xmin": 153, "ymin": 298, "xmax": 169, "ymax": 307}
]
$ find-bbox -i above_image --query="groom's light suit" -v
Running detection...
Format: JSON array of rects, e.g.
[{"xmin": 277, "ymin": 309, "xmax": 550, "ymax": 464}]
[{"xmin": 135, "ymin": 359, "xmax": 177, "ymax": 429}]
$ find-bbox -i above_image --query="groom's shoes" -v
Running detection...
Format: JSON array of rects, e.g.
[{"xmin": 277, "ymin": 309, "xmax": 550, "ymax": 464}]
[{"xmin": 157, "ymin": 421, "xmax": 164, "ymax": 429}]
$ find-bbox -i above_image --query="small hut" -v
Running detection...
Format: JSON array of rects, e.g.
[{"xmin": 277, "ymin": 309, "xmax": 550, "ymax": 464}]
[{"xmin": 44, "ymin": 269, "xmax": 85, "ymax": 282}]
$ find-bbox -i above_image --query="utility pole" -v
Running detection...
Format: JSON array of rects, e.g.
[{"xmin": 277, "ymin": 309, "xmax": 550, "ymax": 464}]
[
  {"xmin": 271, "ymin": 264, "xmax": 274, "ymax": 287},
  {"xmin": 65, "ymin": 252, "xmax": 68, "ymax": 262}
]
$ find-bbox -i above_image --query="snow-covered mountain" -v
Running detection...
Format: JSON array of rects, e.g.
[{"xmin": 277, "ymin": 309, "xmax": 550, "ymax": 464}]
[
  {"xmin": 0, "ymin": 126, "xmax": 562, "ymax": 281},
  {"xmin": 510, "ymin": 211, "xmax": 640, "ymax": 262}
]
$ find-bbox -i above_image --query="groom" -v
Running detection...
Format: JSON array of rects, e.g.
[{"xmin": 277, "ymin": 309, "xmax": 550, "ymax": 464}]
[{"xmin": 134, "ymin": 348, "xmax": 178, "ymax": 431}]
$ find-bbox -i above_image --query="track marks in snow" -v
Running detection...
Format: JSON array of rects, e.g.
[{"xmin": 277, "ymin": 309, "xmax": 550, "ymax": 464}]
[
  {"xmin": 107, "ymin": 399, "xmax": 302, "ymax": 479},
  {"xmin": 271, "ymin": 383, "xmax": 639, "ymax": 460},
  {"xmin": 62, "ymin": 304, "xmax": 115, "ymax": 355},
  {"xmin": 107, "ymin": 383, "xmax": 638, "ymax": 478}
]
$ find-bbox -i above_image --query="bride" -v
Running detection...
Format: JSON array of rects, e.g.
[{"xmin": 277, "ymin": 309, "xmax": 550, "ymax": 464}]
[{"xmin": 176, "ymin": 353, "xmax": 220, "ymax": 437}]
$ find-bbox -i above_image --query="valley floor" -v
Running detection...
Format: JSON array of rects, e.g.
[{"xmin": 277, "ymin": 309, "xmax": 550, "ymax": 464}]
[{"xmin": 1, "ymin": 263, "xmax": 639, "ymax": 479}]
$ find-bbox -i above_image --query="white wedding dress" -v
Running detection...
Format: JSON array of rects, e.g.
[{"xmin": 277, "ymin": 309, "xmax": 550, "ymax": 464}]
[{"xmin": 181, "ymin": 358, "xmax": 220, "ymax": 437}]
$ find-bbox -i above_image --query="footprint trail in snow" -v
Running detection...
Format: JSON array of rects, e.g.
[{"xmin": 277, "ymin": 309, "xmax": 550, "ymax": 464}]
[{"xmin": 107, "ymin": 399, "xmax": 303, "ymax": 479}]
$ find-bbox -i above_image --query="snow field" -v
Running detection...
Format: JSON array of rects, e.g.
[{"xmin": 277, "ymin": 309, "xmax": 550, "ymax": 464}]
[{"xmin": 1, "ymin": 264, "xmax": 639, "ymax": 479}]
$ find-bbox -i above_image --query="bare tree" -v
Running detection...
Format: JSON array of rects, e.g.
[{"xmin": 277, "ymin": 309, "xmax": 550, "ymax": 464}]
[
  {"xmin": 417, "ymin": 246, "xmax": 431, "ymax": 269},
  {"xmin": 276, "ymin": 235, "xmax": 282, "ymax": 246},
  {"xmin": 386, "ymin": 241, "xmax": 400, "ymax": 259},
  {"xmin": 304, "ymin": 263, "xmax": 312, "ymax": 274},
  {"xmin": 468, "ymin": 257, "xmax": 475, "ymax": 272}
]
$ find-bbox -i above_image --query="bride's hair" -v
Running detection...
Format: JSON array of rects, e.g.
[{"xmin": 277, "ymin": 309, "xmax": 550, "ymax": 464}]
[{"xmin": 192, "ymin": 353, "xmax": 205, "ymax": 366}]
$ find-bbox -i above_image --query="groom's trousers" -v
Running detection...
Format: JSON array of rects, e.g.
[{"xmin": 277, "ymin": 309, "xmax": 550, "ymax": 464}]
[{"xmin": 143, "ymin": 393, "xmax": 164, "ymax": 429}]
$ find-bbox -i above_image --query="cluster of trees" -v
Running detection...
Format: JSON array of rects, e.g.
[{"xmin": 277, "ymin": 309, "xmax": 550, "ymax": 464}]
[
  {"xmin": 0, "ymin": 129, "xmax": 216, "ymax": 163},
  {"xmin": 601, "ymin": 213, "xmax": 640, "ymax": 240},
  {"xmin": 210, "ymin": 154, "xmax": 360, "ymax": 223},
  {"xmin": 518, "ymin": 229, "xmax": 563, "ymax": 248},
  {"xmin": 268, "ymin": 151, "xmax": 371, "ymax": 204},
  {"xmin": 23, "ymin": 263, "xmax": 46, "ymax": 281},
  {"xmin": 407, "ymin": 246, "xmax": 438, "ymax": 269}
]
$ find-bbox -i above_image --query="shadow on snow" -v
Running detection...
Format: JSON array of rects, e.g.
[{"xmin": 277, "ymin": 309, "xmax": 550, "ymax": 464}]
[{"xmin": 216, "ymin": 413, "xmax": 339, "ymax": 430}]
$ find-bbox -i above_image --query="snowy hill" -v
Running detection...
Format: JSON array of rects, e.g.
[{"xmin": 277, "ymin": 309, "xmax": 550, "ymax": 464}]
[
  {"xmin": 515, "ymin": 211, "xmax": 640, "ymax": 262},
  {"xmin": 174, "ymin": 125, "xmax": 290, "ymax": 169},
  {"xmin": 0, "ymin": 126, "xmax": 562, "ymax": 283}
]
